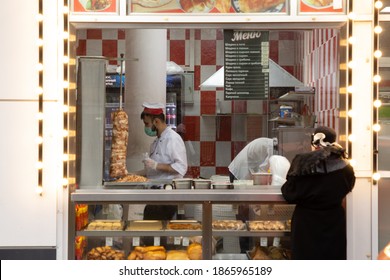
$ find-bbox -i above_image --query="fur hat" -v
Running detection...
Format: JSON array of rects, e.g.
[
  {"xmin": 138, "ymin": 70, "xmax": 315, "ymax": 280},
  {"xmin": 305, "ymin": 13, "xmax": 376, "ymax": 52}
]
[{"xmin": 312, "ymin": 126, "xmax": 337, "ymax": 147}]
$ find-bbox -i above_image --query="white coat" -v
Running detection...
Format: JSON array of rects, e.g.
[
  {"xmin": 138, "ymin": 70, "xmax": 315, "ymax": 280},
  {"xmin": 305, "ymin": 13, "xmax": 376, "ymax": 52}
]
[
  {"xmin": 228, "ymin": 138, "xmax": 274, "ymax": 180},
  {"xmin": 147, "ymin": 127, "xmax": 188, "ymax": 179}
]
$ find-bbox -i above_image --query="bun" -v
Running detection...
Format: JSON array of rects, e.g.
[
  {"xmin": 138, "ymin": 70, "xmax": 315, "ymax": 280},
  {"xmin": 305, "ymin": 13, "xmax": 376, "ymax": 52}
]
[
  {"xmin": 166, "ymin": 250, "xmax": 190, "ymax": 260},
  {"xmin": 128, "ymin": 246, "xmax": 167, "ymax": 260},
  {"xmin": 187, "ymin": 243, "xmax": 202, "ymax": 260},
  {"xmin": 134, "ymin": 245, "xmax": 165, "ymax": 253},
  {"xmin": 143, "ymin": 250, "xmax": 167, "ymax": 260}
]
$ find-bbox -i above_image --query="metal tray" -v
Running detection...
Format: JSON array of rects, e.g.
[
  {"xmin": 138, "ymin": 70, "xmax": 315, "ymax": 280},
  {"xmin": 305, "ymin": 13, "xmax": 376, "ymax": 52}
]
[
  {"xmin": 166, "ymin": 220, "xmax": 202, "ymax": 230},
  {"xmin": 212, "ymin": 220, "xmax": 246, "ymax": 231},
  {"xmin": 246, "ymin": 220, "xmax": 290, "ymax": 232},
  {"xmin": 126, "ymin": 220, "xmax": 163, "ymax": 231},
  {"xmin": 84, "ymin": 219, "xmax": 124, "ymax": 231}
]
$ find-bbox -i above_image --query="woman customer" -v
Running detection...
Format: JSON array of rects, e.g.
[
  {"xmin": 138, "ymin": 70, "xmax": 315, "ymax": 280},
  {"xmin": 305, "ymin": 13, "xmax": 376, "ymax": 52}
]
[{"xmin": 281, "ymin": 126, "xmax": 355, "ymax": 260}]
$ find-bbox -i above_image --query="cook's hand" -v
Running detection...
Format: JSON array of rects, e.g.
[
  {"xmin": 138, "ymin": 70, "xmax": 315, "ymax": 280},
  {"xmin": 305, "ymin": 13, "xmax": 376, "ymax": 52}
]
[{"xmin": 144, "ymin": 158, "xmax": 158, "ymax": 170}]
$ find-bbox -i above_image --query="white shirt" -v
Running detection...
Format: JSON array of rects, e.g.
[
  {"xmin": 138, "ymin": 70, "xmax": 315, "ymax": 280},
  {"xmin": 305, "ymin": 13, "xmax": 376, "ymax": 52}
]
[
  {"xmin": 147, "ymin": 127, "xmax": 188, "ymax": 180},
  {"xmin": 228, "ymin": 138, "xmax": 274, "ymax": 180}
]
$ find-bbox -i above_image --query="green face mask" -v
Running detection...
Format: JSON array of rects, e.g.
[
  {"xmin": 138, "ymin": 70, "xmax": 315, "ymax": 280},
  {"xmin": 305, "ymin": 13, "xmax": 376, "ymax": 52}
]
[{"xmin": 144, "ymin": 126, "xmax": 157, "ymax": 137}]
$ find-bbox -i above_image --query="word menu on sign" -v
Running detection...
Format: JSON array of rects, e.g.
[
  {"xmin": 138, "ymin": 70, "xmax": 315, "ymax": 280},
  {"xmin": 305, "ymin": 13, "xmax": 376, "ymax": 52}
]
[{"xmin": 224, "ymin": 30, "xmax": 269, "ymax": 100}]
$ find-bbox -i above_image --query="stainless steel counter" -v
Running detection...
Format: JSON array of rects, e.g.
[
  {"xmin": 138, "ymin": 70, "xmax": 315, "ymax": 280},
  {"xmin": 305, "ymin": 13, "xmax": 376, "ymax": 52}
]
[{"xmin": 71, "ymin": 187, "xmax": 286, "ymax": 204}]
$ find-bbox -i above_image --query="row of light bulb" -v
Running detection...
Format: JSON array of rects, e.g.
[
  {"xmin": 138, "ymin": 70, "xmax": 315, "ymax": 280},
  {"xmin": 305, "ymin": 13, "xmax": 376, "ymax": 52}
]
[
  {"xmin": 345, "ymin": 1, "xmax": 383, "ymax": 182},
  {"xmin": 373, "ymin": 0, "xmax": 382, "ymax": 182}
]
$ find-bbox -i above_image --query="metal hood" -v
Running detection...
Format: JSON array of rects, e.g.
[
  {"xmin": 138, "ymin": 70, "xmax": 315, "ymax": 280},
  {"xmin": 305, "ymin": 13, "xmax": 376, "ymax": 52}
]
[{"xmin": 200, "ymin": 59, "xmax": 304, "ymax": 88}]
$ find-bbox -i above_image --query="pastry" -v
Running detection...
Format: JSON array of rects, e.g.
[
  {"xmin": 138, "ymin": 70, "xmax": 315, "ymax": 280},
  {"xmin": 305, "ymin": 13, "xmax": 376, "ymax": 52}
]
[
  {"xmin": 128, "ymin": 246, "xmax": 167, "ymax": 260},
  {"xmin": 166, "ymin": 250, "xmax": 190, "ymax": 260},
  {"xmin": 187, "ymin": 242, "xmax": 202, "ymax": 260}
]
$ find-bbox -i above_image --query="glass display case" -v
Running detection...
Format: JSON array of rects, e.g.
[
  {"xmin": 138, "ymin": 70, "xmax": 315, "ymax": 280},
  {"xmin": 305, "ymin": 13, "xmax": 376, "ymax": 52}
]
[{"xmin": 70, "ymin": 187, "xmax": 293, "ymax": 260}]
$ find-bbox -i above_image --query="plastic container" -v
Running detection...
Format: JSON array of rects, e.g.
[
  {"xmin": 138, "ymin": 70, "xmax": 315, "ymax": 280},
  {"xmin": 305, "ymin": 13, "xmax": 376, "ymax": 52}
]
[{"xmin": 279, "ymin": 105, "xmax": 292, "ymax": 118}]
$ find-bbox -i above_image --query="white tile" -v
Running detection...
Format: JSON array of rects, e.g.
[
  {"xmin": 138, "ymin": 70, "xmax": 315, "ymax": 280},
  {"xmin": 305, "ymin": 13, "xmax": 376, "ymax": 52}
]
[
  {"xmin": 247, "ymin": 100, "xmax": 264, "ymax": 114},
  {"xmin": 194, "ymin": 40, "xmax": 201, "ymax": 65},
  {"xmin": 118, "ymin": 40, "xmax": 126, "ymax": 58},
  {"xmin": 217, "ymin": 91, "xmax": 231, "ymax": 114},
  {"xmin": 185, "ymin": 140, "xmax": 200, "ymax": 166},
  {"xmin": 216, "ymin": 40, "xmax": 224, "ymax": 66},
  {"xmin": 200, "ymin": 117, "xmax": 216, "ymax": 141},
  {"xmin": 200, "ymin": 167, "xmax": 216, "ymax": 179},
  {"xmin": 169, "ymin": 29, "xmax": 186, "ymax": 40},
  {"xmin": 216, "ymin": 141, "xmax": 231, "ymax": 166},
  {"xmin": 183, "ymin": 93, "xmax": 200, "ymax": 116},
  {"xmin": 231, "ymin": 115, "xmax": 247, "ymax": 141},
  {"xmin": 201, "ymin": 29, "xmax": 217, "ymax": 40},
  {"xmin": 86, "ymin": 40, "xmax": 103, "ymax": 56},
  {"xmin": 201, "ymin": 66, "xmax": 218, "ymax": 86},
  {"xmin": 77, "ymin": 29, "xmax": 87, "ymax": 40},
  {"xmin": 102, "ymin": 29, "xmax": 118, "ymax": 40}
]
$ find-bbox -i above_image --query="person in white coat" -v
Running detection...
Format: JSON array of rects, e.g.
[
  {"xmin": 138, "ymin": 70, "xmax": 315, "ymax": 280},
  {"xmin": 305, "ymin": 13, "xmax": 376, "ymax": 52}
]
[
  {"xmin": 140, "ymin": 102, "xmax": 188, "ymax": 220},
  {"xmin": 228, "ymin": 137, "xmax": 275, "ymax": 182}
]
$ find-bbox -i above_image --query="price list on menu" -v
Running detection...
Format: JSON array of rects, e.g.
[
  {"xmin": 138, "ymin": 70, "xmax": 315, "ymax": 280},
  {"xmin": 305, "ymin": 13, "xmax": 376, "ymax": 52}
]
[{"xmin": 224, "ymin": 30, "xmax": 269, "ymax": 100}]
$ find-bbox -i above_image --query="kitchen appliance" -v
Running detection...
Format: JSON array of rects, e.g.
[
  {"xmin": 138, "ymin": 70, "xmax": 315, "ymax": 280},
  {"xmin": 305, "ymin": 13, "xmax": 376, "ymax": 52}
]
[{"xmin": 166, "ymin": 74, "xmax": 184, "ymax": 129}]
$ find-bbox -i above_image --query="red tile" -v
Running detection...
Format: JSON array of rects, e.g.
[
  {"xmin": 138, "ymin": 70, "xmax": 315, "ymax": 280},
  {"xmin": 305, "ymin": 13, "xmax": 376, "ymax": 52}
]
[
  {"xmin": 102, "ymin": 40, "xmax": 117, "ymax": 65},
  {"xmin": 200, "ymin": 141, "xmax": 215, "ymax": 166},
  {"xmin": 194, "ymin": 65, "xmax": 201, "ymax": 90},
  {"xmin": 282, "ymin": 66, "xmax": 294, "ymax": 76},
  {"xmin": 232, "ymin": 141, "xmax": 247, "ymax": 158},
  {"xmin": 201, "ymin": 40, "xmax": 216, "ymax": 65},
  {"xmin": 269, "ymin": 40, "xmax": 279, "ymax": 62},
  {"xmin": 215, "ymin": 166, "xmax": 229, "ymax": 176},
  {"xmin": 216, "ymin": 116, "xmax": 231, "ymax": 141},
  {"xmin": 87, "ymin": 29, "xmax": 102, "ymax": 39},
  {"xmin": 195, "ymin": 30, "xmax": 201, "ymax": 40},
  {"xmin": 118, "ymin": 29, "xmax": 125, "ymax": 40},
  {"xmin": 247, "ymin": 116, "xmax": 263, "ymax": 141},
  {"xmin": 201, "ymin": 91, "xmax": 216, "ymax": 115},
  {"xmin": 279, "ymin": 31, "xmax": 295, "ymax": 40},
  {"xmin": 76, "ymin": 39, "xmax": 86, "ymax": 56},
  {"xmin": 170, "ymin": 40, "xmax": 186, "ymax": 66},
  {"xmin": 186, "ymin": 166, "xmax": 200, "ymax": 178},
  {"xmin": 186, "ymin": 29, "xmax": 190, "ymax": 40},
  {"xmin": 232, "ymin": 100, "xmax": 246, "ymax": 113},
  {"xmin": 182, "ymin": 116, "xmax": 200, "ymax": 141}
]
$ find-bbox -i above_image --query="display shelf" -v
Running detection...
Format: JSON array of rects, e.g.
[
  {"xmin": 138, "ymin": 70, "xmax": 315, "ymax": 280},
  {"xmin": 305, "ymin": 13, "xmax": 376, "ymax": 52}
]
[
  {"xmin": 71, "ymin": 187, "xmax": 289, "ymax": 260},
  {"xmin": 278, "ymin": 91, "xmax": 314, "ymax": 100}
]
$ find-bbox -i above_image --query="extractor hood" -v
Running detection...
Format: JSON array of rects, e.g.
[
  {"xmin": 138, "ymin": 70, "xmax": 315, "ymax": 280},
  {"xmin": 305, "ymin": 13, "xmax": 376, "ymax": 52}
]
[{"xmin": 200, "ymin": 59, "xmax": 304, "ymax": 89}]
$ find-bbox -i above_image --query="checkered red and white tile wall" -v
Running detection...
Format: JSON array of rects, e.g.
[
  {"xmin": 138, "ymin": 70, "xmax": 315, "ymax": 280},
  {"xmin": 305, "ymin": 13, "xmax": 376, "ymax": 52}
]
[{"xmin": 76, "ymin": 28, "xmax": 339, "ymax": 178}]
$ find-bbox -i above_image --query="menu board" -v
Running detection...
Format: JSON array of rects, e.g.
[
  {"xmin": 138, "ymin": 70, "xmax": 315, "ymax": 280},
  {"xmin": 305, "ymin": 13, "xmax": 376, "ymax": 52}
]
[
  {"xmin": 72, "ymin": 0, "xmax": 118, "ymax": 13},
  {"xmin": 130, "ymin": 0, "xmax": 287, "ymax": 13},
  {"xmin": 224, "ymin": 30, "xmax": 269, "ymax": 100},
  {"xmin": 299, "ymin": 0, "xmax": 344, "ymax": 13}
]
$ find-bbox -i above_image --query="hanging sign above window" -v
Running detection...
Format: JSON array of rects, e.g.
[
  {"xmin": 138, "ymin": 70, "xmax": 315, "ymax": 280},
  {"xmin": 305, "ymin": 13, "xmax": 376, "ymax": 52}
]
[{"xmin": 224, "ymin": 30, "xmax": 269, "ymax": 100}]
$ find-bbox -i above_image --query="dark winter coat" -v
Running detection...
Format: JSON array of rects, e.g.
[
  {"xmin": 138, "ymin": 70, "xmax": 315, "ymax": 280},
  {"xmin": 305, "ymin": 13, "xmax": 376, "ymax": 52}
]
[{"xmin": 281, "ymin": 146, "xmax": 356, "ymax": 260}]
